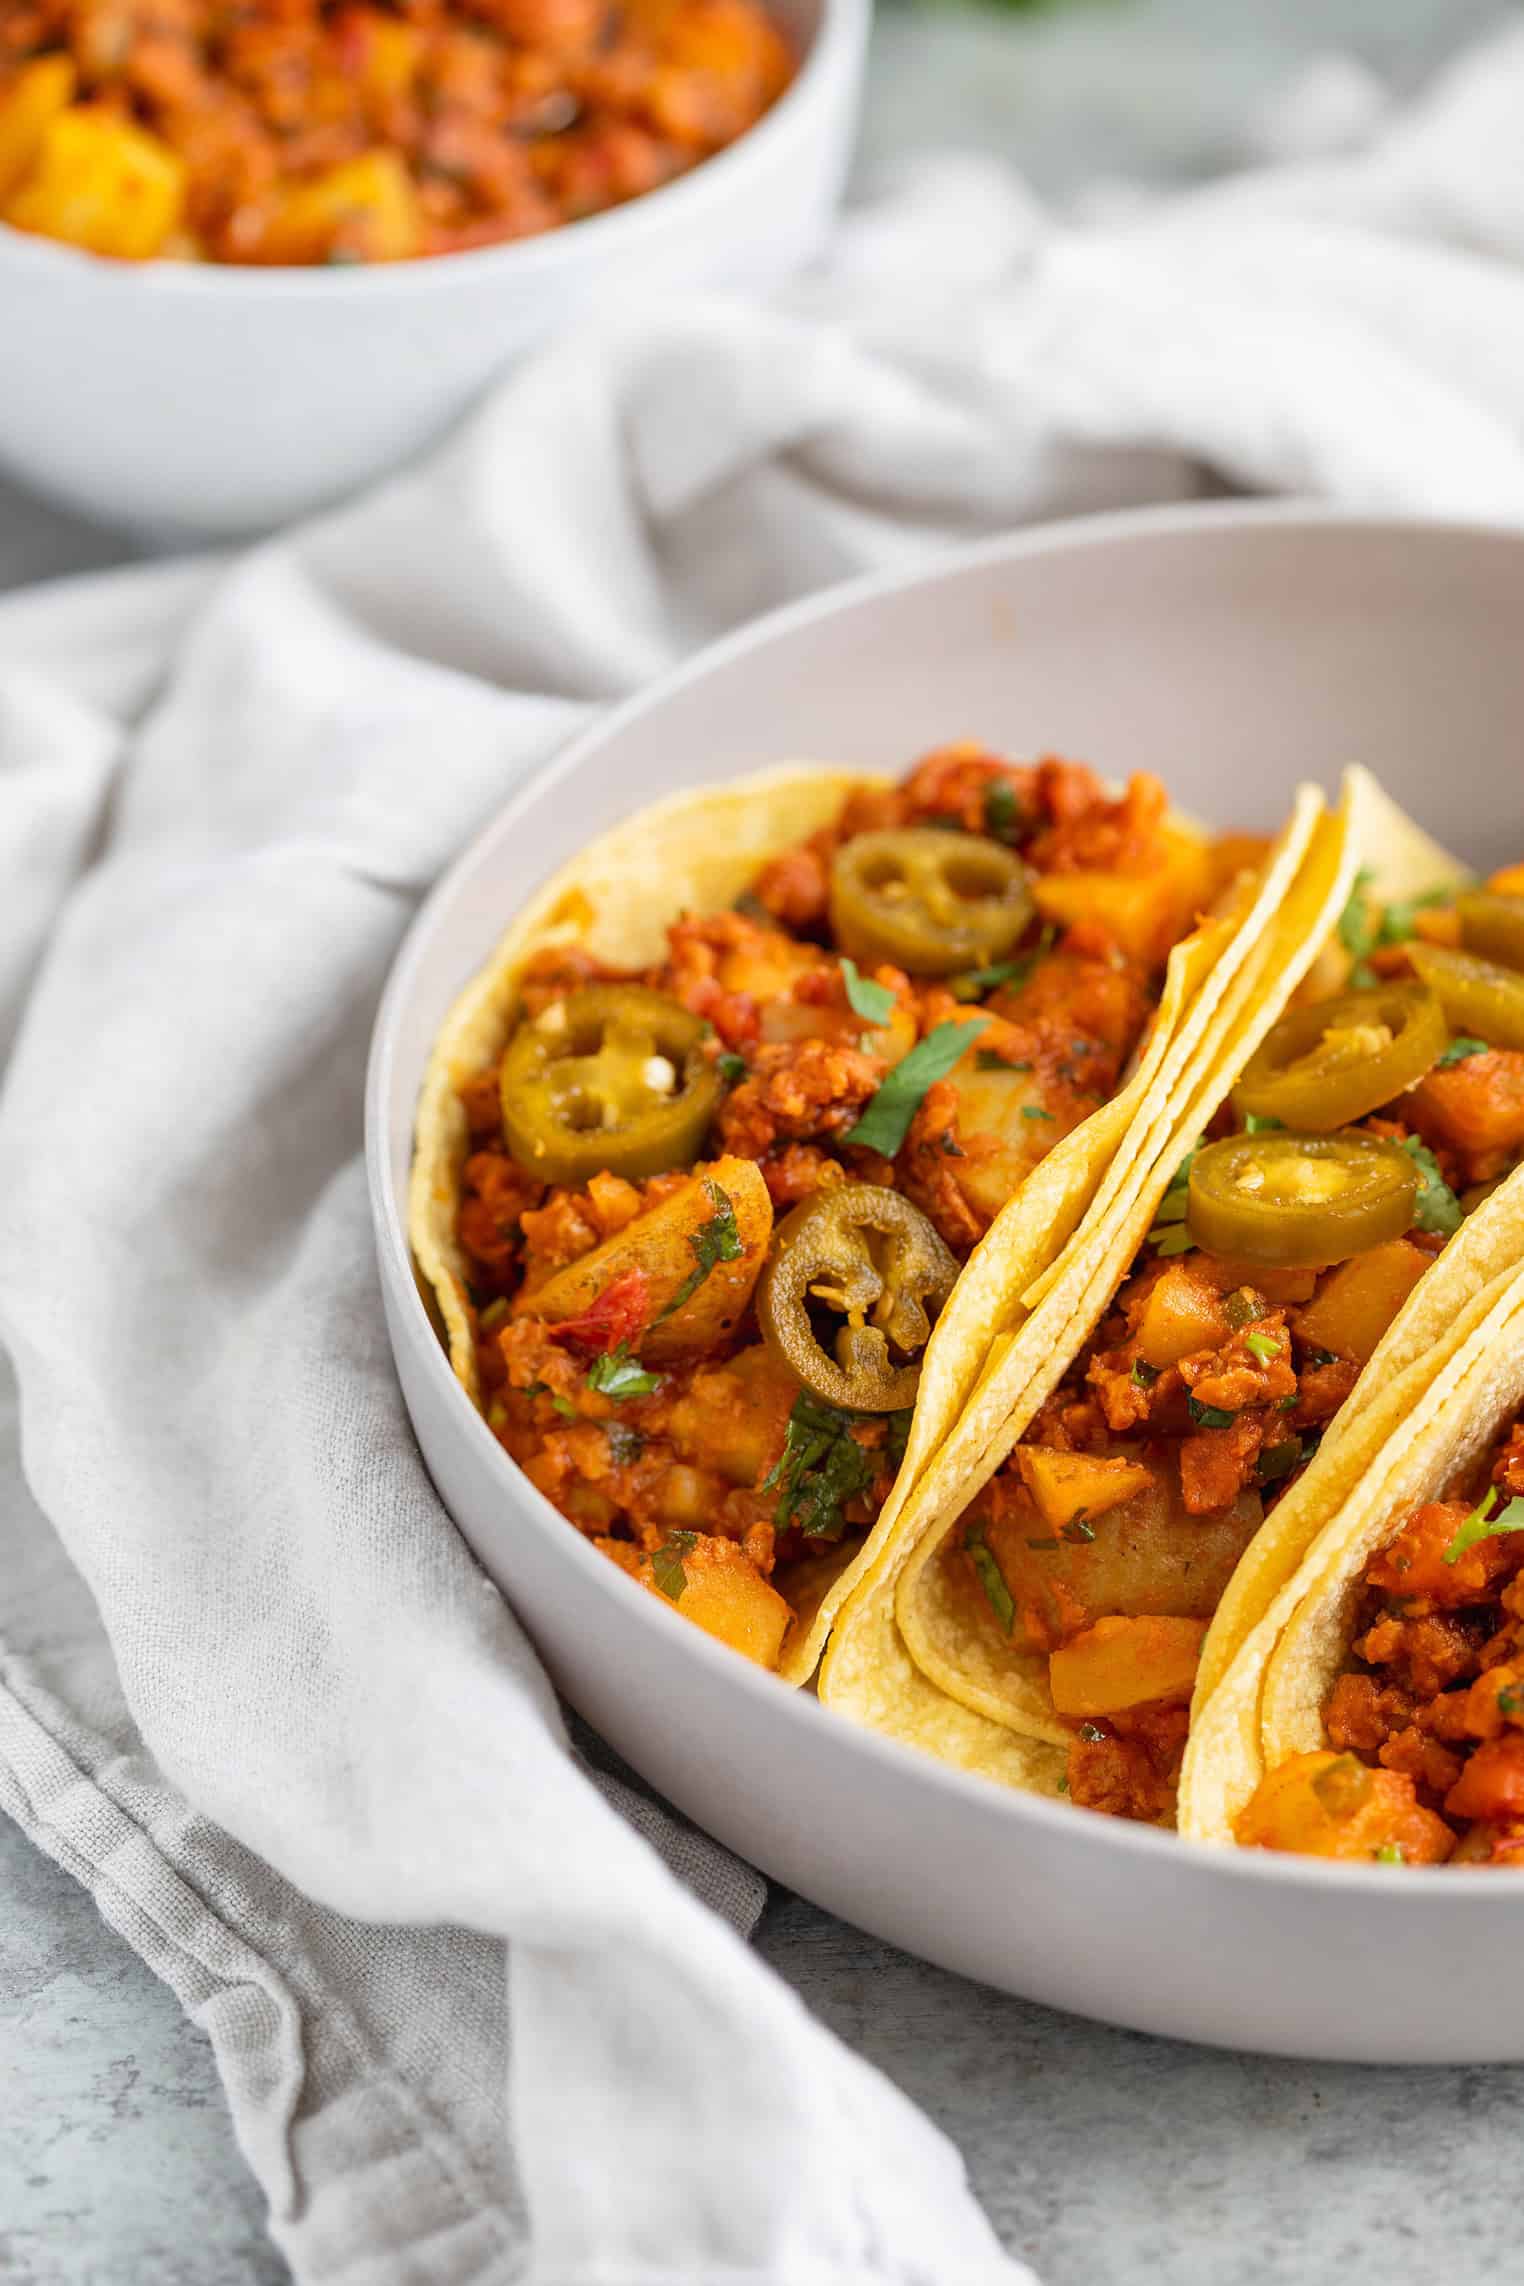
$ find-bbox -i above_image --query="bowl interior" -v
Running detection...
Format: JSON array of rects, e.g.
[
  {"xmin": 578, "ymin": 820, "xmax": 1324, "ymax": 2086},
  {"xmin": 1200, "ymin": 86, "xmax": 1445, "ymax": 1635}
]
[{"xmin": 370, "ymin": 507, "xmax": 1524, "ymax": 2062}]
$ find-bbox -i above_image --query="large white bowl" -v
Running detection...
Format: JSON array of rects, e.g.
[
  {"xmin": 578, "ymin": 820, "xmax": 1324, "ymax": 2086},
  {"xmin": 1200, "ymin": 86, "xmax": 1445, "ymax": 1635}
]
[
  {"xmin": 0, "ymin": 0, "xmax": 864, "ymax": 539},
  {"xmin": 367, "ymin": 505, "xmax": 1524, "ymax": 2064}
]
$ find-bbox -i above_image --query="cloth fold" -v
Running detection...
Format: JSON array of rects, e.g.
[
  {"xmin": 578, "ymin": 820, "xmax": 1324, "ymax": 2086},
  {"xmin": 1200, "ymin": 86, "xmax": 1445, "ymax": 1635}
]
[{"xmin": 5, "ymin": 19, "xmax": 1524, "ymax": 2282}]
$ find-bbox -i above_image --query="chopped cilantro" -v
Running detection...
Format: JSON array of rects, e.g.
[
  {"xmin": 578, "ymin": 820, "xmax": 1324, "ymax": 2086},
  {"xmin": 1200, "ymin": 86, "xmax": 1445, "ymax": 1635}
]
[
  {"xmin": 843, "ymin": 1019, "xmax": 987, "ymax": 1158},
  {"xmin": 983, "ymin": 780, "xmax": 1027, "ymax": 845},
  {"xmin": 1378, "ymin": 886, "xmax": 1454, "ymax": 946},
  {"xmin": 605, "ymin": 1423, "xmax": 644, "ymax": 1465},
  {"xmin": 1442, "ymin": 1490, "xmax": 1524, "ymax": 1567},
  {"xmin": 1437, "ymin": 1036, "xmax": 1489, "ymax": 1068},
  {"xmin": 763, "ymin": 1392, "xmax": 877, "ymax": 1540},
  {"xmin": 1061, "ymin": 1514, "xmax": 1096, "ymax": 1544},
  {"xmin": 550, "ymin": 1394, "xmax": 578, "ymax": 1421},
  {"xmin": 1499, "ymin": 1689, "xmax": 1521, "ymax": 1717},
  {"xmin": 1397, "ymin": 1136, "xmax": 1463, "ymax": 1237},
  {"xmin": 967, "ymin": 1529, "xmax": 1015, "ymax": 1632},
  {"xmin": 716, "ymin": 1050, "xmax": 749, "ymax": 1085},
  {"xmin": 1025, "ymin": 1534, "xmax": 1061, "ymax": 1551},
  {"xmin": 1150, "ymin": 1223, "xmax": 1197, "ymax": 1258},
  {"xmin": 1245, "ymin": 1332, "xmax": 1283, "ymax": 1366},
  {"xmin": 1222, "ymin": 1287, "xmax": 1264, "ymax": 1329},
  {"xmin": 884, "ymin": 1408, "xmax": 914, "ymax": 1468},
  {"xmin": 651, "ymin": 1531, "xmax": 698, "ymax": 1601},
  {"xmin": 1077, "ymin": 1722, "xmax": 1107, "ymax": 1744},
  {"xmin": 587, "ymin": 1345, "xmax": 662, "ymax": 1401},
  {"xmin": 1151, "ymin": 1190, "xmax": 1190, "ymax": 1227},
  {"xmin": 1022, "ymin": 1105, "xmax": 1055, "ymax": 1122},
  {"xmin": 949, "ymin": 925, "xmax": 1056, "ymax": 1003},
  {"xmin": 1337, "ymin": 869, "xmax": 1378, "ymax": 962},
  {"xmin": 1056, "ymin": 1774, "xmax": 1070, "ymax": 1794},
  {"xmin": 732, "ymin": 890, "xmax": 772, "ymax": 925},
  {"xmin": 1186, "ymin": 1395, "xmax": 1237, "ymax": 1430},
  {"xmin": 1302, "ymin": 1347, "xmax": 1338, "ymax": 1369},
  {"xmin": 1257, "ymin": 1438, "xmax": 1302, "ymax": 1486},
  {"xmin": 1375, "ymin": 1843, "xmax": 1406, "ymax": 1866},
  {"xmin": 841, "ymin": 957, "xmax": 897, "ymax": 1027},
  {"xmin": 976, "ymin": 1049, "xmax": 1032, "ymax": 1072},
  {"xmin": 1276, "ymin": 1393, "xmax": 1300, "ymax": 1412},
  {"xmin": 657, "ymin": 1183, "xmax": 744, "ymax": 1320},
  {"xmin": 1130, "ymin": 1358, "xmax": 1160, "ymax": 1389},
  {"xmin": 1167, "ymin": 1139, "xmax": 1203, "ymax": 1194}
]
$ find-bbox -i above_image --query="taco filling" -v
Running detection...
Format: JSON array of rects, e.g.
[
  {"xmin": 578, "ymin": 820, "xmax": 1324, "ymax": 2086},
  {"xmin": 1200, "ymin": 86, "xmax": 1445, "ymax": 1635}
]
[
  {"xmin": 941, "ymin": 863, "xmax": 1524, "ymax": 1820},
  {"xmin": 448, "ymin": 748, "xmax": 1224, "ymax": 1671},
  {"xmin": 1237, "ymin": 1408, "xmax": 1524, "ymax": 1868}
]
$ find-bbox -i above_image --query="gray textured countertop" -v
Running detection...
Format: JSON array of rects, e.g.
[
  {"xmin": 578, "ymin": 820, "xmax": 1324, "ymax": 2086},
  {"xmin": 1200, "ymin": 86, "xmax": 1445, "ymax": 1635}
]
[{"xmin": 4, "ymin": 4, "xmax": 1518, "ymax": 2279}]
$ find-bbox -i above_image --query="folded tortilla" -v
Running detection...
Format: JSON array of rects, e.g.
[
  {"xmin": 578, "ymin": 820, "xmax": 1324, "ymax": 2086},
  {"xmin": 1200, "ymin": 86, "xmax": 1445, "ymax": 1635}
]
[{"xmin": 410, "ymin": 760, "xmax": 1324, "ymax": 1687}]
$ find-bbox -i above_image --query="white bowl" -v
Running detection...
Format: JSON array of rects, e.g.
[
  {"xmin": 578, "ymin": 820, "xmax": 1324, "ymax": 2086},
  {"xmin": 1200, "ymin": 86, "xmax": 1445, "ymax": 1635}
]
[
  {"xmin": 0, "ymin": 0, "xmax": 864, "ymax": 540},
  {"xmin": 367, "ymin": 504, "xmax": 1524, "ymax": 2064}
]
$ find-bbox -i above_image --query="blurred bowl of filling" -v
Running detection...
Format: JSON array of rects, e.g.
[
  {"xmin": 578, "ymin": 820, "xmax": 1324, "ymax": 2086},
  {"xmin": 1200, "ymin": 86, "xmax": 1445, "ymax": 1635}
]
[{"xmin": 0, "ymin": 0, "xmax": 866, "ymax": 537}]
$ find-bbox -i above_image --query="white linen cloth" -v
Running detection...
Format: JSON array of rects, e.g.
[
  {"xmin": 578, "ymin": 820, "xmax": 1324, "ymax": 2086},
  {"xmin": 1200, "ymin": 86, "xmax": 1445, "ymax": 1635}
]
[{"xmin": 5, "ymin": 20, "xmax": 1524, "ymax": 2282}]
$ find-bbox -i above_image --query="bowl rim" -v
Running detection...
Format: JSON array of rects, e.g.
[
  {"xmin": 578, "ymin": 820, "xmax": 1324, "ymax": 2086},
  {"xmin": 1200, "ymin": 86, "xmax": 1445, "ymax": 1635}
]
[
  {"xmin": 366, "ymin": 496, "xmax": 1524, "ymax": 1904},
  {"xmin": 0, "ymin": 0, "xmax": 864, "ymax": 299}
]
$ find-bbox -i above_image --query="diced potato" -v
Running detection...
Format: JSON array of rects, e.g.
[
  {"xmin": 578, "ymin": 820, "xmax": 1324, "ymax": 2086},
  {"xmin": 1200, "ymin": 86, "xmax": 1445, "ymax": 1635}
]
[
  {"xmin": 1048, "ymin": 1614, "xmax": 1207, "ymax": 1716},
  {"xmin": 355, "ymin": 12, "xmax": 424, "ymax": 102},
  {"xmin": 1294, "ymin": 1239, "xmax": 1430, "ymax": 1365},
  {"xmin": 1235, "ymin": 1750, "xmax": 1453, "ymax": 1863},
  {"xmin": 761, "ymin": 992, "xmax": 916, "ymax": 1070},
  {"xmin": 0, "ymin": 54, "xmax": 75, "ymax": 201},
  {"xmin": 516, "ymin": 1156, "xmax": 772, "ymax": 1364},
  {"xmin": 4, "ymin": 106, "xmax": 185, "ymax": 259},
  {"xmin": 620, "ymin": 1533, "xmax": 793, "ymax": 1668},
  {"xmin": 1017, "ymin": 1446, "xmax": 1154, "ymax": 1533},
  {"xmin": 666, "ymin": 1343, "xmax": 798, "ymax": 1486},
  {"xmin": 1032, "ymin": 828, "xmax": 1213, "ymax": 964},
  {"xmin": 991, "ymin": 1480, "xmax": 1261, "ymax": 1640},
  {"xmin": 947, "ymin": 1051, "xmax": 1076, "ymax": 1223},
  {"xmin": 1487, "ymin": 865, "xmax": 1524, "ymax": 899},
  {"xmin": 1134, "ymin": 1262, "xmax": 1229, "ymax": 1370},
  {"xmin": 257, "ymin": 150, "xmax": 422, "ymax": 265}
]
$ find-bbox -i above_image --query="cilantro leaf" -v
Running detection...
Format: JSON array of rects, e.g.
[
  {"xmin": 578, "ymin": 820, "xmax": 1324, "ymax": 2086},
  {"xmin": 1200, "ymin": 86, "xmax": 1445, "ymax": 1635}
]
[
  {"xmin": 605, "ymin": 1423, "xmax": 644, "ymax": 1465},
  {"xmin": 716, "ymin": 1050, "xmax": 749, "ymax": 1085},
  {"xmin": 1186, "ymin": 1395, "xmax": 1238, "ymax": 1429},
  {"xmin": 1130, "ymin": 1357, "xmax": 1159, "ymax": 1388},
  {"xmin": 1375, "ymin": 1843, "xmax": 1406, "ymax": 1865},
  {"xmin": 840, "ymin": 957, "xmax": 897, "ymax": 1027},
  {"xmin": 550, "ymin": 1394, "xmax": 578, "ymax": 1421},
  {"xmin": 1397, "ymin": 1136, "xmax": 1463, "ymax": 1237},
  {"xmin": 983, "ymin": 780, "xmax": 1027, "ymax": 846},
  {"xmin": 967, "ymin": 1529, "xmax": 1015, "ymax": 1631},
  {"xmin": 1061, "ymin": 1514, "xmax": 1096, "ymax": 1544},
  {"xmin": 884, "ymin": 1408, "xmax": 914, "ymax": 1469},
  {"xmin": 1149, "ymin": 1223, "xmax": 1197, "ymax": 1258},
  {"xmin": 1257, "ymin": 1438, "xmax": 1303, "ymax": 1487},
  {"xmin": 1437, "ymin": 1037, "xmax": 1490, "ymax": 1069},
  {"xmin": 762, "ymin": 1393, "xmax": 878, "ymax": 1540},
  {"xmin": 1337, "ymin": 869, "xmax": 1378, "ymax": 963},
  {"xmin": 1443, "ymin": 1491, "xmax": 1524, "ymax": 1567},
  {"xmin": 1022, "ymin": 1104, "xmax": 1054, "ymax": 1122},
  {"xmin": 587, "ymin": 1344, "xmax": 661, "ymax": 1401},
  {"xmin": 948, "ymin": 924, "xmax": 1056, "ymax": 1003},
  {"xmin": 651, "ymin": 1531, "xmax": 698, "ymax": 1601},
  {"xmin": 657, "ymin": 1182, "xmax": 744, "ymax": 1321},
  {"xmin": 1378, "ymin": 886, "xmax": 1454, "ymax": 947},
  {"xmin": 1167, "ymin": 1139, "xmax": 1204, "ymax": 1194},
  {"xmin": 843, "ymin": 1019, "xmax": 986, "ymax": 1158},
  {"xmin": 976, "ymin": 1049, "xmax": 1032, "ymax": 1072}
]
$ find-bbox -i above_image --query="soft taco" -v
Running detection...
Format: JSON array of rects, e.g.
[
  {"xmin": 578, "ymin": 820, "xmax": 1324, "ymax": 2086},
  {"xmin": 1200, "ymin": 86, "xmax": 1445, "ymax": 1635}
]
[
  {"xmin": 822, "ymin": 778, "xmax": 1524, "ymax": 1820},
  {"xmin": 409, "ymin": 744, "xmax": 1315, "ymax": 1685},
  {"xmin": 1181, "ymin": 1244, "xmax": 1524, "ymax": 1866}
]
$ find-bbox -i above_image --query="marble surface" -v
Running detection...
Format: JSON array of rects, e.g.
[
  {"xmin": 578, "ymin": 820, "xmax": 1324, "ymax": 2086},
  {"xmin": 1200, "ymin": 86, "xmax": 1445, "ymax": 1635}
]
[{"xmin": 4, "ymin": 3, "xmax": 1521, "ymax": 2280}]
